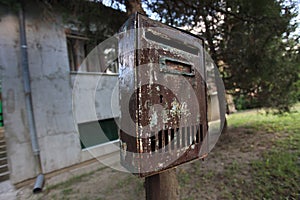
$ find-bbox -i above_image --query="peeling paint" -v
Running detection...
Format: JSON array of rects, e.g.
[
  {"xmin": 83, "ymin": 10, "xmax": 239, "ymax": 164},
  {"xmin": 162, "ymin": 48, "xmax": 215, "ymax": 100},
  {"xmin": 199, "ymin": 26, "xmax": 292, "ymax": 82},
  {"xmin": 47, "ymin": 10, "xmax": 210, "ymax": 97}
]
[
  {"xmin": 162, "ymin": 109, "xmax": 169, "ymax": 124},
  {"xmin": 170, "ymin": 99, "xmax": 181, "ymax": 117},
  {"xmin": 149, "ymin": 110, "xmax": 157, "ymax": 128}
]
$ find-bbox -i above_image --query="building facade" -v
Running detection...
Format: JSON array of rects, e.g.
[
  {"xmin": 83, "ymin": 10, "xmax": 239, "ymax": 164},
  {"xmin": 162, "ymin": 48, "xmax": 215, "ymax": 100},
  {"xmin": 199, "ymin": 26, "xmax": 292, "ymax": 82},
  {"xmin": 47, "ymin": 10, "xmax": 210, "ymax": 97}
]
[{"xmin": 0, "ymin": 2, "xmax": 125, "ymax": 184}]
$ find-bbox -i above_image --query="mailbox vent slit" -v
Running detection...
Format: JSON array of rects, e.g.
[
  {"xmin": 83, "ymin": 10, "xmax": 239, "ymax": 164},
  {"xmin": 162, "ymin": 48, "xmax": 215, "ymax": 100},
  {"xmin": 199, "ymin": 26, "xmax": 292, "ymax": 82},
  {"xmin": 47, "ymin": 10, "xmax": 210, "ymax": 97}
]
[
  {"xmin": 164, "ymin": 130, "xmax": 168, "ymax": 146},
  {"xmin": 200, "ymin": 124, "xmax": 204, "ymax": 142},
  {"xmin": 196, "ymin": 125, "xmax": 200, "ymax": 143},
  {"xmin": 150, "ymin": 133, "xmax": 156, "ymax": 152},
  {"xmin": 176, "ymin": 128, "xmax": 180, "ymax": 149},
  {"xmin": 158, "ymin": 130, "xmax": 163, "ymax": 151},
  {"xmin": 187, "ymin": 127, "xmax": 191, "ymax": 146},
  {"xmin": 171, "ymin": 129, "xmax": 175, "ymax": 150},
  {"xmin": 182, "ymin": 127, "xmax": 186, "ymax": 147},
  {"xmin": 191, "ymin": 126, "xmax": 195, "ymax": 144}
]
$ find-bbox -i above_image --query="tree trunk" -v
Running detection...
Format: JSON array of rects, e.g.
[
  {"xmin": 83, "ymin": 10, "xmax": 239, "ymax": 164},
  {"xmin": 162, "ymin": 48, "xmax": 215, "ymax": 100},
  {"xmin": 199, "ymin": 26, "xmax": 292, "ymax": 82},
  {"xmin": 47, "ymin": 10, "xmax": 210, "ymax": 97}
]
[
  {"xmin": 145, "ymin": 168, "xmax": 180, "ymax": 200},
  {"xmin": 125, "ymin": 0, "xmax": 146, "ymax": 16}
]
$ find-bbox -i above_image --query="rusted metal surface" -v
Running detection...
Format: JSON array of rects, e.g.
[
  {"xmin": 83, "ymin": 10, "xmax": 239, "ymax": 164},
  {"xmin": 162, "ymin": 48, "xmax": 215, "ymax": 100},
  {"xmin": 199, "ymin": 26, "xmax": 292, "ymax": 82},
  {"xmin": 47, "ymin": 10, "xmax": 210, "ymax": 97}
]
[{"xmin": 119, "ymin": 13, "xmax": 208, "ymax": 177}]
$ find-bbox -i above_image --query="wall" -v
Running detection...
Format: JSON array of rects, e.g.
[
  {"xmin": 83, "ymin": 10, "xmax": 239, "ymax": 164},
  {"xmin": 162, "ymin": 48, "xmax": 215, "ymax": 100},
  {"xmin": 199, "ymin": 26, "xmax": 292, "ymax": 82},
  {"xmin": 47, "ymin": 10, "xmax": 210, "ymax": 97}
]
[
  {"xmin": 0, "ymin": 10, "xmax": 38, "ymax": 184},
  {"xmin": 0, "ymin": 3, "xmax": 120, "ymax": 184}
]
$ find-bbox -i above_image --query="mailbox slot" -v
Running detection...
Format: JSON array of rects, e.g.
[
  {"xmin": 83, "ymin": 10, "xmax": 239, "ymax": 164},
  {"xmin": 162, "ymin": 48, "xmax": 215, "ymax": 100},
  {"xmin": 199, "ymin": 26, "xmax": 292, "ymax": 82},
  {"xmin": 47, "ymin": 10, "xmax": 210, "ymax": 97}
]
[{"xmin": 160, "ymin": 57, "xmax": 195, "ymax": 76}]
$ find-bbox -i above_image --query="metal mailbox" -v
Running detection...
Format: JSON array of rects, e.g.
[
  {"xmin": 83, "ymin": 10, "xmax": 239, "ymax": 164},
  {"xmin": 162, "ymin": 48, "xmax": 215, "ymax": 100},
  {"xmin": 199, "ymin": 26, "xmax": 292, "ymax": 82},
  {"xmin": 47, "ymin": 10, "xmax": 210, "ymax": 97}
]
[{"xmin": 118, "ymin": 13, "xmax": 209, "ymax": 177}]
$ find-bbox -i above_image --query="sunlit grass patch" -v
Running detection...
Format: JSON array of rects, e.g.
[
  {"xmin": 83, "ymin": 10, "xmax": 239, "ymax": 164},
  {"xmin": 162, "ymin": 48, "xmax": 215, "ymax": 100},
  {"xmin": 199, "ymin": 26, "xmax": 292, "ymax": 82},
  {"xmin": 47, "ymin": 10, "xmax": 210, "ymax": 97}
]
[{"xmin": 227, "ymin": 103, "xmax": 300, "ymax": 134}]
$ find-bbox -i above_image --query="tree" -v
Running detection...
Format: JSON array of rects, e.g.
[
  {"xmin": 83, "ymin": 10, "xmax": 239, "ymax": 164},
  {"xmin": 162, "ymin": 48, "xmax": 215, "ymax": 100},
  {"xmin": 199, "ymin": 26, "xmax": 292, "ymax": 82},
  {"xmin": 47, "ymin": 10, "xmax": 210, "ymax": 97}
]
[
  {"xmin": 144, "ymin": 0, "xmax": 300, "ymax": 112},
  {"xmin": 220, "ymin": 0, "xmax": 300, "ymax": 111},
  {"xmin": 124, "ymin": 0, "xmax": 146, "ymax": 15}
]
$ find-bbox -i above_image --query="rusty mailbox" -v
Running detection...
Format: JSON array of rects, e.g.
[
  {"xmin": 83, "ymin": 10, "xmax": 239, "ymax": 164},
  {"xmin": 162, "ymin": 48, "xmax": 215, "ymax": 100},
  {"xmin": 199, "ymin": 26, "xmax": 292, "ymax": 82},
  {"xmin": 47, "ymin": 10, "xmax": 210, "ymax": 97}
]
[{"xmin": 118, "ymin": 13, "xmax": 209, "ymax": 177}]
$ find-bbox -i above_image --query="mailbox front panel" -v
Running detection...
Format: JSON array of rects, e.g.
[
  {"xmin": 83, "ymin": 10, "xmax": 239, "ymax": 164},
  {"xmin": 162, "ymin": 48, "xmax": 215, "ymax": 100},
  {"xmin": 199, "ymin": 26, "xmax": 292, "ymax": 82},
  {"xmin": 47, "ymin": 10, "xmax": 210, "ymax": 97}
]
[{"xmin": 119, "ymin": 13, "xmax": 208, "ymax": 177}]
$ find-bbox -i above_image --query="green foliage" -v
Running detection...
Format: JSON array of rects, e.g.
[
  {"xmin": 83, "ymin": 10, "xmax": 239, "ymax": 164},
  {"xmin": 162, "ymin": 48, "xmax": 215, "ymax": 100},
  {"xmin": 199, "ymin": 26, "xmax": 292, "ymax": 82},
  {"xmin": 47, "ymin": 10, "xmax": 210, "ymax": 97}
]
[
  {"xmin": 0, "ymin": 0, "xmax": 18, "ymax": 6},
  {"xmin": 57, "ymin": 0, "xmax": 127, "ymax": 41},
  {"xmin": 223, "ymin": 0, "xmax": 300, "ymax": 112},
  {"xmin": 1, "ymin": 0, "xmax": 127, "ymax": 43},
  {"xmin": 0, "ymin": 0, "xmax": 20, "ymax": 12},
  {"xmin": 16, "ymin": 0, "xmax": 126, "ymax": 47},
  {"xmin": 145, "ymin": 0, "xmax": 300, "ymax": 112},
  {"xmin": 234, "ymin": 94, "xmax": 259, "ymax": 110}
]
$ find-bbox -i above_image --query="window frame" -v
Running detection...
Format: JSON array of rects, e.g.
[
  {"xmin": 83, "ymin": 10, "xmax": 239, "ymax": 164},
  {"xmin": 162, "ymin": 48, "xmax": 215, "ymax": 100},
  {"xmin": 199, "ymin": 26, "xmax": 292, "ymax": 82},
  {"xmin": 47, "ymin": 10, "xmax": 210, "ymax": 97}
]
[{"xmin": 66, "ymin": 32, "xmax": 119, "ymax": 74}]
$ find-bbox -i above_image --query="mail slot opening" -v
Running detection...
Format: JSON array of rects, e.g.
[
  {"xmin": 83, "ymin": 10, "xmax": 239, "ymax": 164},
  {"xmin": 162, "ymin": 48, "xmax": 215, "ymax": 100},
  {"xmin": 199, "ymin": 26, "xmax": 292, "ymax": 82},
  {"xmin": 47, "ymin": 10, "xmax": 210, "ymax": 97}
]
[{"xmin": 160, "ymin": 58, "xmax": 194, "ymax": 76}]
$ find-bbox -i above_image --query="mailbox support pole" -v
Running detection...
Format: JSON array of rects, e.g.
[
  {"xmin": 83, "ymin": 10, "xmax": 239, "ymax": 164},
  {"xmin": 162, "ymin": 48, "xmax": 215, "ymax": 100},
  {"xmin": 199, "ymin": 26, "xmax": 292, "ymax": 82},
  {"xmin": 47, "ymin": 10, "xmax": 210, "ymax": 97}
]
[{"xmin": 145, "ymin": 168, "xmax": 179, "ymax": 200}]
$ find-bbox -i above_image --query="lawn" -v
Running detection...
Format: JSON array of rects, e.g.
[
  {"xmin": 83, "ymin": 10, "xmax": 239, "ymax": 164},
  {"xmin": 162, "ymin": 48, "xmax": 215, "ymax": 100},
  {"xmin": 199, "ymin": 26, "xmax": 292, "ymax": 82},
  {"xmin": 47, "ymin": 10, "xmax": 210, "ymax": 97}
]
[
  {"xmin": 178, "ymin": 104, "xmax": 300, "ymax": 199},
  {"xmin": 226, "ymin": 105, "xmax": 300, "ymax": 199}
]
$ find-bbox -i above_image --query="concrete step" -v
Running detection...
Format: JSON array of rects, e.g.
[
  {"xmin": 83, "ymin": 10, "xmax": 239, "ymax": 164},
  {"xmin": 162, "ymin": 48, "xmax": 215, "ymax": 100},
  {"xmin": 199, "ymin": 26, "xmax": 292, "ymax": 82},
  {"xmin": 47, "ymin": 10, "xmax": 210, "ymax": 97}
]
[
  {"xmin": 0, "ymin": 140, "xmax": 5, "ymax": 146},
  {"xmin": 0, "ymin": 164, "xmax": 8, "ymax": 174},
  {"xmin": 0, "ymin": 133, "xmax": 4, "ymax": 140},
  {"xmin": 0, "ymin": 171, "xmax": 9, "ymax": 182},
  {"xmin": 0, "ymin": 145, "xmax": 6, "ymax": 152},
  {"xmin": 0, "ymin": 129, "xmax": 9, "ymax": 183},
  {"xmin": 0, "ymin": 151, "xmax": 6, "ymax": 158},
  {"xmin": 0, "ymin": 157, "xmax": 7, "ymax": 166}
]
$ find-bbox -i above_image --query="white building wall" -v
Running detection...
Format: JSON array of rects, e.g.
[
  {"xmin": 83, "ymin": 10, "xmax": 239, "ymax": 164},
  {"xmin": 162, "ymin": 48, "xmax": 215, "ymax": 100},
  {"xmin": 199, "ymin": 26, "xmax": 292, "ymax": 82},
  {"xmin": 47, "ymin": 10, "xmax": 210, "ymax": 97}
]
[
  {"xmin": 0, "ymin": 4, "xmax": 120, "ymax": 184},
  {"xmin": 0, "ymin": 11, "xmax": 38, "ymax": 184}
]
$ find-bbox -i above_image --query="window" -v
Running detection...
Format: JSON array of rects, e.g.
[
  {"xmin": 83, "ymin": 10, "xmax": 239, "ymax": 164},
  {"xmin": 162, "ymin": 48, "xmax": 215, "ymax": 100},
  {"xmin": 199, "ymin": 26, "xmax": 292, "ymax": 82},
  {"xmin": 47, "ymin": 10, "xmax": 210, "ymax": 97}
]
[
  {"xmin": 67, "ymin": 34, "xmax": 89, "ymax": 72},
  {"xmin": 67, "ymin": 32, "xmax": 120, "ymax": 149},
  {"xmin": 66, "ymin": 33, "xmax": 118, "ymax": 73},
  {"xmin": 78, "ymin": 118, "xmax": 119, "ymax": 149}
]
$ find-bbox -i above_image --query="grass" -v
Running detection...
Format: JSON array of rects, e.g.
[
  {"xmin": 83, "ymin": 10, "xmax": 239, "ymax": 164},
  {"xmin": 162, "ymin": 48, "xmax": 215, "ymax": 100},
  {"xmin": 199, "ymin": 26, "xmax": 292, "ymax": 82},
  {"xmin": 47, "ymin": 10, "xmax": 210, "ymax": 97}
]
[
  {"xmin": 250, "ymin": 150, "xmax": 299, "ymax": 199},
  {"xmin": 39, "ymin": 165, "xmax": 108, "ymax": 200},
  {"xmin": 227, "ymin": 104, "xmax": 300, "ymax": 134},
  {"xmin": 177, "ymin": 103, "xmax": 300, "ymax": 199},
  {"xmin": 104, "ymin": 173, "xmax": 144, "ymax": 197},
  {"xmin": 225, "ymin": 104, "xmax": 300, "ymax": 199},
  {"xmin": 45, "ymin": 166, "xmax": 107, "ymax": 191}
]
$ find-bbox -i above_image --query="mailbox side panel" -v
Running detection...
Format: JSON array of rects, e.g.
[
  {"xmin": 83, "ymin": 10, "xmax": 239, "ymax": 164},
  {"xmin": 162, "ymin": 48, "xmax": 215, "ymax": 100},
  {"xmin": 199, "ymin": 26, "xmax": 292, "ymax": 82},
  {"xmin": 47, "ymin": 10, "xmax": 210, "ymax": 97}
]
[{"xmin": 119, "ymin": 14, "xmax": 140, "ymax": 173}]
